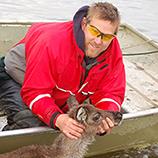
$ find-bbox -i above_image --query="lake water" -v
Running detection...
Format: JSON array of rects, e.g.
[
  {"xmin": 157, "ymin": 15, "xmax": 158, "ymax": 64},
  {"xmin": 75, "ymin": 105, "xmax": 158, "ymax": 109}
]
[
  {"xmin": 0, "ymin": 0, "xmax": 158, "ymax": 42},
  {"xmin": 0, "ymin": 0, "xmax": 158, "ymax": 157}
]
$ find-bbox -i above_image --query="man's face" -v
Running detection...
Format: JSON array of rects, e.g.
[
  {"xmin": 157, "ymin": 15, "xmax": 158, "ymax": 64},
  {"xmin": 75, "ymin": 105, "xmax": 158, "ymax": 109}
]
[{"xmin": 82, "ymin": 17, "xmax": 118, "ymax": 58}]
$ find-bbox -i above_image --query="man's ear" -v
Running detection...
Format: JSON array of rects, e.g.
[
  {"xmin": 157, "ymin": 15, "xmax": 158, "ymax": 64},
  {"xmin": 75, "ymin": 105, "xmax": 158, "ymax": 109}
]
[
  {"xmin": 67, "ymin": 95, "xmax": 79, "ymax": 109},
  {"xmin": 81, "ymin": 17, "xmax": 87, "ymax": 31}
]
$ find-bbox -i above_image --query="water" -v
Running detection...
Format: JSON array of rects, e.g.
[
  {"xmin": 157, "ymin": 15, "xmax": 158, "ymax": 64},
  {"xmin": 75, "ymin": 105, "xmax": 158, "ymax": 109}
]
[
  {"xmin": 0, "ymin": 0, "xmax": 158, "ymax": 42},
  {"xmin": 102, "ymin": 145, "xmax": 158, "ymax": 158},
  {"xmin": 0, "ymin": 0, "xmax": 158, "ymax": 157}
]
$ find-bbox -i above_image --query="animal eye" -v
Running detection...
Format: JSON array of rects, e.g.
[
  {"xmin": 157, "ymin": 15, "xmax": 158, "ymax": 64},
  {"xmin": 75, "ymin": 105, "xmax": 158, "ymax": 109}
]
[{"xmin": 92, "ymin": 112, "xmax": 101, "ymax": 121}]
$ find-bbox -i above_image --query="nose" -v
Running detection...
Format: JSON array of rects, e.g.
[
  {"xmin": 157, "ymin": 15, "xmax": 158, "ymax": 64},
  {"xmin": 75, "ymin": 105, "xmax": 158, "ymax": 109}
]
[
  {"xmin": 94, "ymin": 36, "xmax": 102, "ymax": 45},
  {"xmin": 115, "ymin": 112, "xmax": 123, "ymax": 120}
]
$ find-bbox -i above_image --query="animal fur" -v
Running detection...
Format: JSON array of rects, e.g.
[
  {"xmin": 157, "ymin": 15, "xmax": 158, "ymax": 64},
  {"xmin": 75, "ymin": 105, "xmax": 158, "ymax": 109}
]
[{"xmin": 0, "ymin": 97, "xmax": 122, "ymax": 158}]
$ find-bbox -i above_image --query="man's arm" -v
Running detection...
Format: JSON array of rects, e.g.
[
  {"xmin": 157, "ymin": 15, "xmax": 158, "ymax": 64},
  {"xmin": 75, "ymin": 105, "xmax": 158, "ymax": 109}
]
[
  {"xmin": 90, "ymin": 60, "xmax": 126, "ymax": 134},
  {"xmin": 21, "ymin": 27, "xmax": 85, "ymax": 138}
]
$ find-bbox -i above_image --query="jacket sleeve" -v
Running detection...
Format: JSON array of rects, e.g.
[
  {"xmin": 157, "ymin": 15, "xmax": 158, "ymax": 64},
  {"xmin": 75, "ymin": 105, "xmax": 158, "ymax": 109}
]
[
  {"xmin": 21, "ymin": 27, "xmax": 63, "ymax": 128},
  {"xmin": 90, "ymin": 59, "xmax": 126, "ymax": 112}
]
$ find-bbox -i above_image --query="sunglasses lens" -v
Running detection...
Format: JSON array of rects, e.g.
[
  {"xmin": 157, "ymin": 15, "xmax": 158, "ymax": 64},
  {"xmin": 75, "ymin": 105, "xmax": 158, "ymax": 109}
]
[
  {"xmin": 88, "ymin": 25, "xmax": 114, "ymax": 42},
  {"xmin": 88, "ymin": 25, "xmax": 100, "ymax": 36},
  {"xmin": 102, "ymin": 34, "xmax": 114, "ymax": 42}
]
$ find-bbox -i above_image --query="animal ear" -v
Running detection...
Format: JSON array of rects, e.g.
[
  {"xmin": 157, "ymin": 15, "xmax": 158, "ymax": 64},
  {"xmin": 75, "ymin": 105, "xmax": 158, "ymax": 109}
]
[
  {"xmin": 76, "ymin": 106, "xmax": 88, "ymax": 123},
  {"xmin": 67, "ymin": 95, "xmax": 79, "ymax": 109}
]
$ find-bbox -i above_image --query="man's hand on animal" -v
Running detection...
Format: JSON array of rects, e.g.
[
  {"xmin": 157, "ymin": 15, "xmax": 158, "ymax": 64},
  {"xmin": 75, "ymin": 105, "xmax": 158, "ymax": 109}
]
[
  {"xmin": 55, "ymin": 114, "xmax": 85, "ymax": 139},
  {"xmin": 56, "ymin": 112, "xmax": 116, "ymax": 139},
  {"xmin": 56, "ymin": 113, "xmax": 116, "ymax": 139},
  {"xmin": 55, "ymin": 95, "xmax": 122, "ymax": 140},
  {"xmin": 97, "ymin": 117, "xmax": 114, "ymax": 136}
]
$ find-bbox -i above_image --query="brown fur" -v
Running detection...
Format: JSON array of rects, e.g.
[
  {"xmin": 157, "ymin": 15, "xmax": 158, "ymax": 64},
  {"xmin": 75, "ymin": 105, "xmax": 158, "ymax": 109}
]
[{"xmin": 0, "ymin": 98, "xmax": 122, "ymax": 158}]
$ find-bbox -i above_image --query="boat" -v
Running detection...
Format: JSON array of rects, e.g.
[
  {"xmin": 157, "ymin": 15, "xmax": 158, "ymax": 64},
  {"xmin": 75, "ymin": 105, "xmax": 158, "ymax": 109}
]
[{"xmin": 0, "ymin": 22, "xmax": 158, "ymax": 157}]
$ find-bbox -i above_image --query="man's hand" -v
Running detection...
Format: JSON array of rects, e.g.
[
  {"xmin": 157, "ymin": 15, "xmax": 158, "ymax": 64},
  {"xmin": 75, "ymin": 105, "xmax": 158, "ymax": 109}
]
[
  {"xmin": 55, "ymin": 114, "xmax": 85, "ymax": 139},
  {"xmin": 97, "ymin": 117, "xmax": 114, "ymax": 136}
]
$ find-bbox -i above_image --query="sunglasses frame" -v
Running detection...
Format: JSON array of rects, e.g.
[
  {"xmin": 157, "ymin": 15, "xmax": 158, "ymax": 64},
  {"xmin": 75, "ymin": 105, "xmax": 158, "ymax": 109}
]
[{"xmin": 87, "ymin": 24, "xmax": 116, "ymax": 42}]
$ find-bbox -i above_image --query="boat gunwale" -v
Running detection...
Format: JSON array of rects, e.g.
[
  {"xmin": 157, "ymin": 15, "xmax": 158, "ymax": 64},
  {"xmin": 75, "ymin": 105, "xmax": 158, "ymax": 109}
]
[
  {"xmin": 1, "ymin": 107, "xmax": 158, "ymax": 138},
  {"xmin": 0, "ymin": 21, "xmax": 157, "ymax": 49},
  {"xmin": 121, "ymin": 22, "xmax": 158, "ymax": 49},
  {"xmin": 0, "ymin": 126, "xmax": 57, "ymax": 137}
]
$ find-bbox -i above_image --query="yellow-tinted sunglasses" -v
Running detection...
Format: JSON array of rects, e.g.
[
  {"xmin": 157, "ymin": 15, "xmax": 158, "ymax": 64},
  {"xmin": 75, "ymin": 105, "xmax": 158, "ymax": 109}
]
[{"xmin": 87, "ymin": 24, "xmax": 116, "ymax": 42}]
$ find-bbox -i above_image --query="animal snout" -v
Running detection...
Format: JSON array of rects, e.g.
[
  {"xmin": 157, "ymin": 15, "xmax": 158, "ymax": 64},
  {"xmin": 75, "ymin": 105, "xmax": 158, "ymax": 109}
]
[
  {"xmin": 113, "ymin": 112, "xmax": 123, "ymax": 125},
  {"xmin": 115, "ymin": 112, "xmax": 122, "ymax": 119}
]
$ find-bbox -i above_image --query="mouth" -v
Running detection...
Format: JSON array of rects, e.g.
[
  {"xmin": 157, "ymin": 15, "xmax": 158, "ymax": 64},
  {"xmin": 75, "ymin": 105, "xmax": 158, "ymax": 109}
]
[
  {"xmin": 86, "ymin": 43, "xmax": 104, "ymax": 57},
  {"xmin": 114, "ymin": 120, "xmax": 122, "ymax": 126},
  {"xmin": 89, "ymin": 43, "xmax": 100, "ymax": 49}
]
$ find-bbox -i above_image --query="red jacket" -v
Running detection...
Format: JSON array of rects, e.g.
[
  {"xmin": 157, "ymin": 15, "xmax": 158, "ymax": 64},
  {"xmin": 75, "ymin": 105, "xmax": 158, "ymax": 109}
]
[{"xmin": 20, "ymin": 21, "xmax": 125, "ymax": 128}]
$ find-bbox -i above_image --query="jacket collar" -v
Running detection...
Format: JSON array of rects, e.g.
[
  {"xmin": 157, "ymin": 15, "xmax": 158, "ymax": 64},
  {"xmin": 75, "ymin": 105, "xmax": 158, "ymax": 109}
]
[
  {"xmin": 73, "ymin": 5, "xmax": 98, "ymax": 66},
  {"xmin": 73, "ymin": 5, "xmax": 89, "ymax": 52}
]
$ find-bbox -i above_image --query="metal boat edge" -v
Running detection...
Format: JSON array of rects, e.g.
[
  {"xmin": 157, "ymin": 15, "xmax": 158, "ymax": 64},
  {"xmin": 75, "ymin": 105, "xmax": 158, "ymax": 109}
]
[{"xmin": 1, "ymin": 107, "xmax": 158, "ymax": 137}]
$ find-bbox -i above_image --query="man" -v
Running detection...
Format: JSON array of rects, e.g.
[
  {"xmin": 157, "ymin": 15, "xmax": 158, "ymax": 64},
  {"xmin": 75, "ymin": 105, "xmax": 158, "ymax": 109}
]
[{"xmin": 0, "ymin": 2, "xmax": 125, "ymax": 139}]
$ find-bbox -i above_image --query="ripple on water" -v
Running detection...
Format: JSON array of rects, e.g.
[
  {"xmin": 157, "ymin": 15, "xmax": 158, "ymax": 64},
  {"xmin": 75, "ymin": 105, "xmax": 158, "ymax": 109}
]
[{"xmin": 91, "ymin": 144, "xmax": 158, "ymax": 158}]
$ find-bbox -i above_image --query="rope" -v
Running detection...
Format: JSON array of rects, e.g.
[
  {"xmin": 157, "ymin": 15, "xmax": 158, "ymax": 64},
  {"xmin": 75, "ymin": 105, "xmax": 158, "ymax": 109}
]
[{"xmin": 123, "ymin": 50, "xmax": 158, "ymax": 56}]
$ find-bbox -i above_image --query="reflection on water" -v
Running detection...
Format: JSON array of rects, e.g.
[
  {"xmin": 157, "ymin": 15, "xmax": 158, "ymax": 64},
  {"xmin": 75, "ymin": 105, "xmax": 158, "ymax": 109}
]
[
  {"xmin": 89, "ymin": 144, "xmax": 158, "ymax": 158},
  {"xmin": 108, "ymin": 145, "xmax": 158, "ymax": 158}
]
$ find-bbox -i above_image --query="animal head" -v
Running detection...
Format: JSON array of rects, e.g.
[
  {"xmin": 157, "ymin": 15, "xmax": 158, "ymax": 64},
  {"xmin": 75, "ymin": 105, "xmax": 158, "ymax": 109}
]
[
  {"xmin": 67, "ymin": 96, "xmax": 122, "ymax": 133},
  {"xmin": 69, "ymin": 104, "xmax": 122, "ymax": 126}
]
